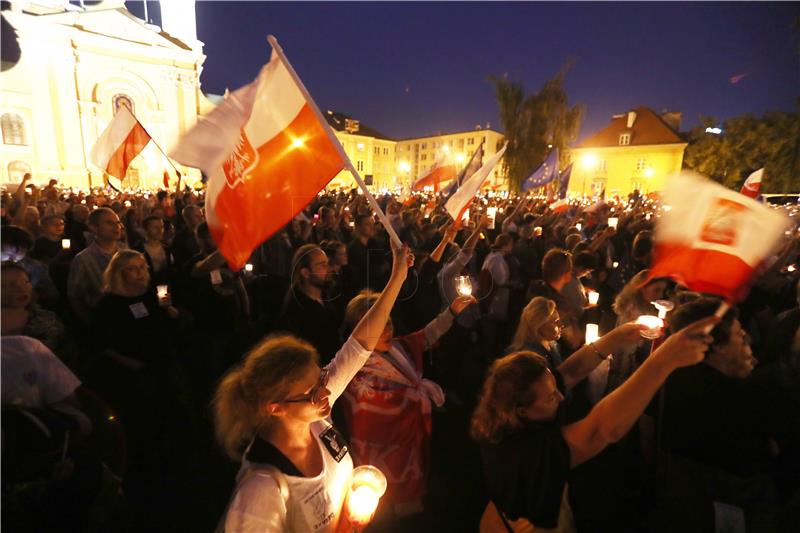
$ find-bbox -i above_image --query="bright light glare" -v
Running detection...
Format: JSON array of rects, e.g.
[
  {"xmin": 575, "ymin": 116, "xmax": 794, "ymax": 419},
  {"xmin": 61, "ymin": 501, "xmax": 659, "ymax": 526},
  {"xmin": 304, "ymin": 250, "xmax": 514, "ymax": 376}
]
[
  {"xmin": 292, "ymin": 138, "xmax": 305, "ymax": 148},
  {"xmin": 581, "ymin": 153, "xmax": 598, "ymax": 169}
]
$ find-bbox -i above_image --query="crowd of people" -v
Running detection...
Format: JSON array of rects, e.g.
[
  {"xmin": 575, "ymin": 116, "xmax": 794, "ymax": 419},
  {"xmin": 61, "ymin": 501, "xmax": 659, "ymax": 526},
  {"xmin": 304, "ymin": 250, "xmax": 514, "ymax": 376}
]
[{"xmin": 1, "ymin": 171, "xmax": 798, "ymax": 532}]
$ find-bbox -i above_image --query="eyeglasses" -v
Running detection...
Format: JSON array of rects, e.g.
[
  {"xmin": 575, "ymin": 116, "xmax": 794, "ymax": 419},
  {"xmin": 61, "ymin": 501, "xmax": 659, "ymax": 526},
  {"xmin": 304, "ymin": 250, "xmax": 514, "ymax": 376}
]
[{"xmin": 281, "ymin": 369, "xmax": 329, "ymax": 405}]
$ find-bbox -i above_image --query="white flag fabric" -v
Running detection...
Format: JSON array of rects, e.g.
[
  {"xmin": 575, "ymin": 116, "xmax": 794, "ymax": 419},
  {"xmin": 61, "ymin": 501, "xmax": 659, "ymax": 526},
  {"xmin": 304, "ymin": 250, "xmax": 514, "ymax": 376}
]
[
  {"xmin": 444, "ymin": 143, "xmax": 507, "ymax": 221},
  {"xmin": 739, "ymin": 168, "xmax": 763, "ymax": 198},
  {"xmin": 89, "ymin": 106, "xmax": 151, "ymax": 179}
]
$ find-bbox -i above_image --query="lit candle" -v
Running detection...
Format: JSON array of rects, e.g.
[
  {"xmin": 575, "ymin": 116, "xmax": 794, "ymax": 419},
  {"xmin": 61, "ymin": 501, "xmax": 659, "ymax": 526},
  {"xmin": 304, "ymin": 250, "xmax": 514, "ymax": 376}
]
[
  {"xmin": 587, "ymin": 291, "xmax": 599, "ymax": 305},
  {"xmin": 244, "ymin": 263, "xmax": 254, "ymax": 273},
  {"xmin": 613, "ymin": 261, "xmax": 619, "ymax": 268},
  {"xmin": 576, "ymin": 223, "xmax": 582, "ymax": 231},
  {"xmin": 608, "ymin": 217, "xmax": 618, "ymax": 229},
  {"xmin": 347, "ymin": 465, "xmax": 387, "ymax": 528},
  {"xmin": 156, "ymin": 284, "xmax": 169, "ymax": 305},
  {"xmin": 534, "ymin": 226, "xmax": 543, "ymax": 237},
  {"xmin": 646, "ymin": 213, "xmax": 651, "ymax": 221},
  {"xmin": 585, "ymin": 323, "xmax": 600, "ymax": 344},
  {"xmin": 61, "ymin": 239, "xmax": 71, "ymax": 250},
  {"xmin": 788, "ymin": 264, "xmax": 797, "ymax": 273},
  {"xmin": 455, "ymin": 275, "xmax": 472, "ymax": 297},
  {"xmin": 636, "ymin": 315, "xmax": 664, "ymax": 339},
  {"xmin": 486, "ymin": 206, "xmax": 497, "ymax": 230}
]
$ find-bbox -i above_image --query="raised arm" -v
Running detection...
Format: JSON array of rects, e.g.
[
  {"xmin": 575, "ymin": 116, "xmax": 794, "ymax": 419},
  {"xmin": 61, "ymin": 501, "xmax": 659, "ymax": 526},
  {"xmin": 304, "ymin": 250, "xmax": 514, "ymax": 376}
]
[
  {"xmin": 429, "ymin": 223, "xmax": 457, "ymax": 263},
  {"xmin": 350, "ymin": 244, "xmax": 413, "ymax": 351},
  {"xmin": 561, "ymin": 316, "xmax": 717, "ymax": 467}
]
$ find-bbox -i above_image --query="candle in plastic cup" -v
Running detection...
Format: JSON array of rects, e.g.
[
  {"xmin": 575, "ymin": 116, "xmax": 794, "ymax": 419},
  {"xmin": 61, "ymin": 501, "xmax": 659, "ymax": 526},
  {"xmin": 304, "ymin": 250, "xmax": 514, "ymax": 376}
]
[
  {"xmin": 585, "ymin": 323, "xmax": 600, "ymax": 344},
  {"xmin": 244, "ymin": 263, "xmax": 254, "ymax": 273},
  {"xmin": 636, "ymin": 315, "xmax": 664, "ymax": 339},
  {"xmin": 61, "ymin": 239, "xmax": 71, "ymax": 249},
  {"xmin": 613, "ymin": 261, "xmax": 619, "ymax": 268},
  {"xmin": 652, "ymin": 299, "xmax": 675, "ymax": 320},
  {"xmin": 587, "ymin": 291, "xmax": 599, "ymax": 305},
  {"xmin": 576, "ymin": 223, "xmax": 582, "ymax": 231},
  {"xmin": 608, "ymin": 217, "xmax": 618, "ymax": 229},
  {"xmin": 534, "ymin": 226, "xmax": 543, "ymax": 237},
  {"xmin": 455, "ymin": 276, "xmax": 472, "ymax": 297},
  {"xmin": 347, "ymin": 465, "xmax": 387, "ymax": 527},
  {"xmin": 156, "ymin": 285, "xmax": 169, "ymax": 299}
]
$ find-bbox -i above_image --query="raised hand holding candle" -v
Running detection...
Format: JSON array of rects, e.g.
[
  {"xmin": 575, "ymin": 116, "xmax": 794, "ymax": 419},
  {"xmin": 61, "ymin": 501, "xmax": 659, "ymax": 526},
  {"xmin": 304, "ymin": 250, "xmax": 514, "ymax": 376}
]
[{"xmin": 636, "ymin": 315, "xmax": 664, "ymax": 339}]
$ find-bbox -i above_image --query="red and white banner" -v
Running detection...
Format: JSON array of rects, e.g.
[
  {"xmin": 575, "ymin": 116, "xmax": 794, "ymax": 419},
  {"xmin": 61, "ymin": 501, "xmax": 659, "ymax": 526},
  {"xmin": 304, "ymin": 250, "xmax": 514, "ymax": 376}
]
[
  {"xmin": 444, "ymin": 143, "xmax": 507, "ymax": 221},
  {"xmin": 549, "ymin": 198, "xmax": 570, "ymax": 214},
  {"xmin": 411, "ymin": 152, "xmax": 457, "ymax": 192},
  {"xmin": 89, "ymin": 106, "xmax": 151, "ymax": 179},
  {"xmin": 171, "ymin": 49, "xmax": 345, "ymax": 270},
  {"xmin": 650, "ymin": 171, "xmax": 790, "ymax": 302},
  {"xmin": 739, "ymin": 168, "xmax": 763, "ymax": 199}
]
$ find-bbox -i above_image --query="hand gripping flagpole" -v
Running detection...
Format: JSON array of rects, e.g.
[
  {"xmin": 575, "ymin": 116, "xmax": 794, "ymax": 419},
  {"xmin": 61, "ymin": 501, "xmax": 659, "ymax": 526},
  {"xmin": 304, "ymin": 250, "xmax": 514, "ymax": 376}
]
[{"xmin": 267, "ymin": 35, "xmax": 402, "ymax": 249}]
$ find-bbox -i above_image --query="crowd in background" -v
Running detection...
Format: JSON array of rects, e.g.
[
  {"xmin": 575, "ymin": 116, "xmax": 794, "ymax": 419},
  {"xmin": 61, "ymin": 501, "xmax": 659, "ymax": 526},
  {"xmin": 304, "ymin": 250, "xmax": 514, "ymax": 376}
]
[{"xmin": 1, "ymin": 171, "xmax": 799, "ymax": 532}]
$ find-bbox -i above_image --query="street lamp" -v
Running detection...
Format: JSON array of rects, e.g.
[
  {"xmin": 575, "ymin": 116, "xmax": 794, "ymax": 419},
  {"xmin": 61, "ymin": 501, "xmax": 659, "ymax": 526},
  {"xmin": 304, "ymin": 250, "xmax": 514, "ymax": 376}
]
[{"xmin": 580, "ymin": 153, "xmax": 597, "ymax": 197}]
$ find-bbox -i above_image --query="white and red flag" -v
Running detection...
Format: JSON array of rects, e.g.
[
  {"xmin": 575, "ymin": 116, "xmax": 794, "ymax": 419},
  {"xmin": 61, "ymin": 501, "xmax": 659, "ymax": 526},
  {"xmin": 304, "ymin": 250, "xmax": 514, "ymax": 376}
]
[
  {"xmin": 171, "ymin": 46, "xmax": 346, "ymax": 270},
  {"xmin": 444, "ymin": 143, "xmax": 507, "ymax": 222},
  {"xmin": 739, "ymin": 168, "xmax": 763, "ymax": 199},
  {"xmin": 89, "ymin": 106, "xmax": 151, "ymax": 180},
  {"xmin": 411, "ymin": 152, "xmax": 457, "ymax": 192},
  {"xmin": 650, "ymin": 171, "xmax": 790, "ymax": 302},
  {"xmin": 549, "ymin": 198, "xmax": 570, "ymax": 214}
]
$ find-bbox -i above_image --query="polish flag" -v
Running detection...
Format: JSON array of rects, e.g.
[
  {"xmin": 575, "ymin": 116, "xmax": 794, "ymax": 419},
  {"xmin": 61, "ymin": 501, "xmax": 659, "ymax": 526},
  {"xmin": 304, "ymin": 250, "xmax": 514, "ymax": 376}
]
[
  {"xmin": 549, "ymin": 198, "xmax": 570, "ymax": 214},
  {"xmin": 650, "ymin": 171, "xmax": 790, "ymax": 302},
  {"xmin": 89, "ymin": 106, "xmax": 151, "ymax": 179},
  {"xmin": 739, "ymin": 168, "xmax": 763, "ymax": 199},
  {"xmin": 411, "ymin": 152, "xmax": 457, "ymax": 192},
  {"xmin": 444, "ymin": 143, "xmax": 507, "ymax": 221},
  {"xmin": 171, "ymin": 48, "xmax": 346, "ymax": 270}
]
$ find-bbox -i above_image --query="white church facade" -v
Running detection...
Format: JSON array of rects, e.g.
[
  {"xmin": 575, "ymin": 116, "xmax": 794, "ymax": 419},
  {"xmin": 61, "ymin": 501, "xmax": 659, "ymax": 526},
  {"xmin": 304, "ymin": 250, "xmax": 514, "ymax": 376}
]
[{"xmin": 0, "ymin": 0, "xmax": 208, "ymax": 189}]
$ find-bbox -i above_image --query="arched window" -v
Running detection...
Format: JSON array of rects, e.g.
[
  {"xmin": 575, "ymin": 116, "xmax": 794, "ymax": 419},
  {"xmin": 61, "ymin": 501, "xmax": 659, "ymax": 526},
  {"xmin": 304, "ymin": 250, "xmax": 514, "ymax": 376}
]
[
  {"xmin": 7, "ymin": 160, "xmax": 31, "ymax": 182},
  {"xmin": 1, "ymin": 113, "xmax": 27, "ymax": 146},
  {"xmin": 113, "ymin": 94, "xmax": 135, "ymax": 116}
]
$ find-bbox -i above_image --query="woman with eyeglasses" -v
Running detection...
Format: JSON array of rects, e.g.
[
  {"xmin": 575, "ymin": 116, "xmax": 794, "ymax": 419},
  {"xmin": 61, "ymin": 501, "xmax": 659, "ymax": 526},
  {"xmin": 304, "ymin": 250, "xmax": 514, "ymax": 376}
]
[
  {"xmin": 471, "ymin": 314, "xmax": 719, "ymax": 532},
  {"xmin": 213, "ymin": 244, "xmax": 413, "ymax": 533}
]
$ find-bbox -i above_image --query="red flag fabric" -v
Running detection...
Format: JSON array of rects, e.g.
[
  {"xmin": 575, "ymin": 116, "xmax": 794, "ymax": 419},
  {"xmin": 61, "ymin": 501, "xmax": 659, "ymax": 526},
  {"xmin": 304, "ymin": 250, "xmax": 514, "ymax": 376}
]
[
  {"xmin": 739, "ymin": 168, "xmax": 763, "ymax": 198},
  {"xmin": 549, "ymin": 198, "xmax": 570, "ymax": 214},
  {"xmin": 411, "ymin": 153, "xmax": 457, "ymax": 192},
  {"xmin": 171, "ymin": 49, "xmax": 346, "ymax": 270},
  {"xmin": 650, "ymin": 172, "xmax": 790, "ymax": 302},
  {"xmin": 89, "ymin": 106, "xmax": 151, "ymax": 180}
]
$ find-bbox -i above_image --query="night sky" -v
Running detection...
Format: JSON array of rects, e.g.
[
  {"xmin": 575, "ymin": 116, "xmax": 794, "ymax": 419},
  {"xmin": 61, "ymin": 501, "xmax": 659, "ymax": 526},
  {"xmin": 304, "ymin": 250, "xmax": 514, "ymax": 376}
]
[{"xmin": 128, "ymin": 1, "xmax": 798, "ymax": 142}]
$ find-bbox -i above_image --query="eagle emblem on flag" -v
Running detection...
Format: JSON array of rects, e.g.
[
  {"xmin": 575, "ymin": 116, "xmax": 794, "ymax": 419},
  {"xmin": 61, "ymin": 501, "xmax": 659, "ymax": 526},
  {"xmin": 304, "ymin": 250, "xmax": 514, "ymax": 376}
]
[
  {"xmin": 222, "ymin": 128, "xmax": 258, "ymax": 189},
  {"xmin": 701, "ymin": 197, "xmax": 746, "ymax": 246}
]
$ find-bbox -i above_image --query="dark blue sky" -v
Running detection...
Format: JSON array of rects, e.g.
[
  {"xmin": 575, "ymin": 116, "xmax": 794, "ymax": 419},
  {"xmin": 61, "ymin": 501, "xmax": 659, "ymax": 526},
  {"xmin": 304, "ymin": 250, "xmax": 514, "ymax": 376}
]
[{"xmin": 130, "ymin": 1, "xmax": 799, "ymax": 142}]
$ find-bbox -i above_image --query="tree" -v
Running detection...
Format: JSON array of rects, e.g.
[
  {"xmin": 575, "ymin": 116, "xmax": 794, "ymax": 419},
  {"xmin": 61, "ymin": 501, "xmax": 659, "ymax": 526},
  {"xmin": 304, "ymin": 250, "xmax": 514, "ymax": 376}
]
[
  {"xmin": 490, "ymin": 62, "xmax": 583, "ymax": 191},
  {"xmin": 684, "ymin": 111, "xmax": 800, "ymax": 193}
]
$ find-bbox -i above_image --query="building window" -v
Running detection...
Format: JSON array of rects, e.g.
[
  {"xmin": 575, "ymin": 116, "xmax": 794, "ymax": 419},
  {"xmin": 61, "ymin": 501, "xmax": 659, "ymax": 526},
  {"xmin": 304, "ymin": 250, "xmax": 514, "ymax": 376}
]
[
  {"xmin": 7, "ymin": 160, "xmax": 31, "ymax": 182},
  {"xmin": 457, "ymin": 139, "xmax": 465, "ymax": 149},
  {"xmin": 635, "ymin": 158, "xmax": 647, "ymax": 171},
  {"xmin": 420, "ymin": 143, "xmax": 427, "ymax": 149},
  {"xmin": 383, "ymin": 148, "xmax": 389, "ymax": 156},
  {"xmin": 597, "ymin": 159, "xmax": 607, "ymax": 173},
  {"xmin": 113, "ymin": 94, "xmax": 135, "ymax": 116},
  {"xmin": 357, "ymin": 160, "xmax": 364, "ymax": 171},
  {"xmin": 467, "ymin": 137, "xmax": 474, "ymax": 146},
  {"xmin": 1, "ymin": 113, "xmax": 27, "ymax": 146},
  {"xmin": 619, "ymin": 133, "xmax": 631, "ymax": 146},
  {"xmin": 421, "ymin": 154, "xmax": 427, "ymax": 161},
  {"xmin": 374, "ymin": 147, "xmax": 380, "ymax": 155}
]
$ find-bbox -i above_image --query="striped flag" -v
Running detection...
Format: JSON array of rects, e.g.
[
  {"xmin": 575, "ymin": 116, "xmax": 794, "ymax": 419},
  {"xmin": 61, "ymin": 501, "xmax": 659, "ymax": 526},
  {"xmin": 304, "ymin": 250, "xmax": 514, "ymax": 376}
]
[
  {"xmin": 444, "ymin": 143, "xmax": 507, "ymax": 222},
  {"xmin": 89, "ymin": 106, "xmax": 151, "ymax": 180},
  {"xmin": 441, "ymin": 141, "xmax": 485, "ymax": 200},
  {"xmin": 740, "ymin": 168, "xmax": 763, "ymax": 199},
  {"xmin": 411, "ymin": 152, "xmax": 457, "ymax": 192},
  {"xmin": 650, "ymin": 171, "xmax": 790, "ymax": 302},
  {"xmin": 171, "ymin": 47, "xmax": 345, "ymax": 270}
]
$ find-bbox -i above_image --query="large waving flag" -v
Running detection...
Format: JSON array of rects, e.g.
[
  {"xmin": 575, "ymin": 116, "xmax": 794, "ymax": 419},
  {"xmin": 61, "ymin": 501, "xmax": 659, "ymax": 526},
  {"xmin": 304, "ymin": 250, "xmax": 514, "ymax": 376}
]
[
  {"xmin": 521, "ymin": 148, "xmax": 559, "ymax": 192},
  {"xmin": 171, "ymin": 46, "xmax": 346, "ymax": 270},
  {"xmin": 650, "ymin": 171, "xmax": 790, "ymax": 302},
  {"xmin": 557, "ymin": 163, "xmax": 573, "ymax": 199},
  {"xmin": 441, "ymin": 141, "xmax": 484, "ymax": 200},
  {"xmin": 412, "ymin": 152, "xmax": 457, "ymax": 192},
  {"xmin": 89, "ymin": 106, "xmax": 151, "ymax": 180},
  {"xmin": 444, "ymin": 143, "xmax": 507, "ymax": 221},
  {"xmin": 739, "ymin": 168, "xmax": 763, "ymax": 199}
]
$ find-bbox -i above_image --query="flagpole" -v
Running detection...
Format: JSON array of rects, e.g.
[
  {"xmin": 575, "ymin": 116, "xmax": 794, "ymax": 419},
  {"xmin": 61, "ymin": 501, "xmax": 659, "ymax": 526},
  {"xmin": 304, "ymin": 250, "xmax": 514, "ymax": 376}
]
[
  {"xmin": 125, "ymin": 107, "xmax": 183, "ymax": 189},
  {"xmin": 267, "ymin": 35, "xmax": 402, "ymax": 248}
]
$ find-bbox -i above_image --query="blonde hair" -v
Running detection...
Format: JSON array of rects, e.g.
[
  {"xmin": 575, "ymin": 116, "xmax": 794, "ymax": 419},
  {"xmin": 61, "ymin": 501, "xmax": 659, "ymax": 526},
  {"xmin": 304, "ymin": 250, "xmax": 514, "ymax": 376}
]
[
  {"xmin": 344, "ymin": 289, "xmax": 379, "ymax": 333},
  {"xmin": 470, "ymin": 351, "xmax": 549, "ymax": 443},
  {"xmin": 102, "ymin": 250, "xmax": 148, "ymax": 295},
  {"xmin": 212, "ymin": 334, "xmax": 318, "ymax": 461},
  {"xmin": 510, "ymin": 297, "xmax": 557, "ymax": 348}
]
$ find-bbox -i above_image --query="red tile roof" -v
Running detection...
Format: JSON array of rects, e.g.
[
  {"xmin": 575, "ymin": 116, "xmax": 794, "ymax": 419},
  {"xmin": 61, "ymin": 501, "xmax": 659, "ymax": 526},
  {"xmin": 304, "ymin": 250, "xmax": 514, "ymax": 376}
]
[{"xmin": 578, "ymin": 107, "xmax": 684, "ymax": 148}]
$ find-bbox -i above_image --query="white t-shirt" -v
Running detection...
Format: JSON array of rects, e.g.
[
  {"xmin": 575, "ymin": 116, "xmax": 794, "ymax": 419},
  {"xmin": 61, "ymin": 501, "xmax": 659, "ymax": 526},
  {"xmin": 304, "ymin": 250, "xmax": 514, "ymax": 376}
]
[
  {"xmin": 1, "ymin": 335, "xmax": 81, "ymax": 408},
  {"xmin": 223, "ymin": 335, "xmax": 371, "ymax": 533}
]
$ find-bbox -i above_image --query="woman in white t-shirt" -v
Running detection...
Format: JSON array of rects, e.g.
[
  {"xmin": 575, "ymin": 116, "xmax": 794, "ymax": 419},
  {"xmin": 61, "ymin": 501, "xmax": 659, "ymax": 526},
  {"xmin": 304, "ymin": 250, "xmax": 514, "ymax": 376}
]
[{"xmin": 213, "ymin": 245, "xmax": 413, "ymax": 532}]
